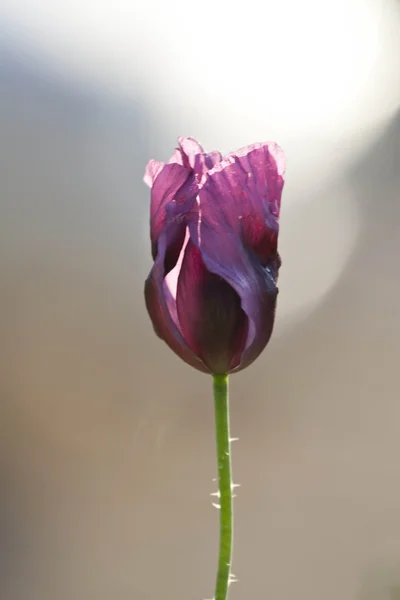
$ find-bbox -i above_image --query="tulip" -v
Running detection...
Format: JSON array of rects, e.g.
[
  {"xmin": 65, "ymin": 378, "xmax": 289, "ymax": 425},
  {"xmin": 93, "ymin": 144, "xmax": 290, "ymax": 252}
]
[{"xmin": 144, "ymin": 137, "xmax": 285, "ymax": 375}]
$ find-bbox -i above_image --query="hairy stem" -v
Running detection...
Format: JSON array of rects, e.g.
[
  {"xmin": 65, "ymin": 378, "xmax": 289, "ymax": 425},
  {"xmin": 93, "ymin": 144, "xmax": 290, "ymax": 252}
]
[{"xmin": 212, "ymin": 374, "xmax": 233, "ymax": 600}]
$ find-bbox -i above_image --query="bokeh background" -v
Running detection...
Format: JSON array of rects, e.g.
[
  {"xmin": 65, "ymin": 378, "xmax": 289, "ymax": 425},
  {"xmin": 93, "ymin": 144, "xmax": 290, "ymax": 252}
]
[{"xmin": 0, "ymin": 0, "xmax": 400, "ymax": 598}]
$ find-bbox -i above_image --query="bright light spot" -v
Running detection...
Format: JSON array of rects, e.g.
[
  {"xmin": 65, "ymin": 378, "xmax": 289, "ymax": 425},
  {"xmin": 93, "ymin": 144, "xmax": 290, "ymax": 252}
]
[{"xmin": 3, "ymin": 0, "xmax": 398, "ymax": 323}]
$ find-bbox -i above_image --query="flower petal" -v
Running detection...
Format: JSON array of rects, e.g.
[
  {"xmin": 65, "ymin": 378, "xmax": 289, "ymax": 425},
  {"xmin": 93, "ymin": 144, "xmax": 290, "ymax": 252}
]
[
  {"xmin": 193, "ymin": 150, "xmax": 223, "ymax": 177},
  {"xmin": 191, "ymin": 143, "xmax": 283, "ymax": 368},
  {"xmin": 199, "ymin": 142, "xmax": 285, "ymax": 264},
  {"xmin": 148, "ymin": 162, "xmax": 191, "ymax": 255},
  {"xmin": 176, "ymin": 238, "xmax": 248, "ymax": 374},
  {"xmin": 231, "ymin": 141, "xmax": 285, "ymax": 179},
  {"xmin": 167, "ymin": 148, "xmax": 184, "ymax": 165},
  {"xmin": 187, "ymin": 213, "xmax": 278, "ymax": 372},
  {"xmin": 143, "ymin": 159, "xmax": 164, "ymax": 188},
  {"xmin": 144, "ymin": 225, "xmax": 209, "ymax": 373},
  {"xmin": 230, "ymin": 141, "xmax": 284, "ymax": 224},
  {"xmin": 178, "ymin": 137, "xmax": 205, "ymax": 169},
  {"xmin": 177, "ymin": 137, "xmax": 223, "ymax": 177}
]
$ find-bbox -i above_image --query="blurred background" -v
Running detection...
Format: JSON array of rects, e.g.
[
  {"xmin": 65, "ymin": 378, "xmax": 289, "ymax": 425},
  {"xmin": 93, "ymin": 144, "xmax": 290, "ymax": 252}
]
[{"xmin": 0, "ymin": 0, "xmax": 400, "ymax": 598}]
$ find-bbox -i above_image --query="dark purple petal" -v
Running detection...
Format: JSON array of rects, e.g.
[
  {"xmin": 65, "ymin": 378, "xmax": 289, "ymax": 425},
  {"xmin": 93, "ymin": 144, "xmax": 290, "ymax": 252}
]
[
  {"xmin": 144, "ymin": 225, "xmax": 209, "ymax": 373},
  {"xmin": 144, "ymin": 139, "xmax": 224, "ymax": 259},
  {"xmin": 147, "ymin": 162, "xmax": 193, "ymax": 258},
  {"xmin": 176, "ymin": 239, "xmax": 248, "ymax": 374},
  {"xmin": 193, "ymin": 151, "xmax": 223, "ymax": 178},
  {"xmin": 186, "ymin": 211, "xmax": 278, "ymax": 372},
  {"xmin": 237, "ymin": 275, "xmax": 278, "ymax": 371},
  {"xmin": 178, "ymin": 136, "xmax": 223, "ymax": 178},
  {"xmin": 240, "ymin": 214, "xmax": 279, "ymax": 269},
  {"xmin": 199, "ymin": 143, "xmax": 284, "ymax": 264}
]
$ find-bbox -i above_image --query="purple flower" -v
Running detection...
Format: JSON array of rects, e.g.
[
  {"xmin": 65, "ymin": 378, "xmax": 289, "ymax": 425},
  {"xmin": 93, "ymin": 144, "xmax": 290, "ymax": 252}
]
[{"xmin": 144, "ymin": 137, "xmax": 285, "ymax": 375}]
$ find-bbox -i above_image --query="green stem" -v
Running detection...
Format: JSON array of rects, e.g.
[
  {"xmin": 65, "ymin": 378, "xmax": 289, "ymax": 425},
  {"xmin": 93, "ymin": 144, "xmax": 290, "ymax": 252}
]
[{"xmin": 213, "ymin": 374, "xmax": 233, "ymax": 600}]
